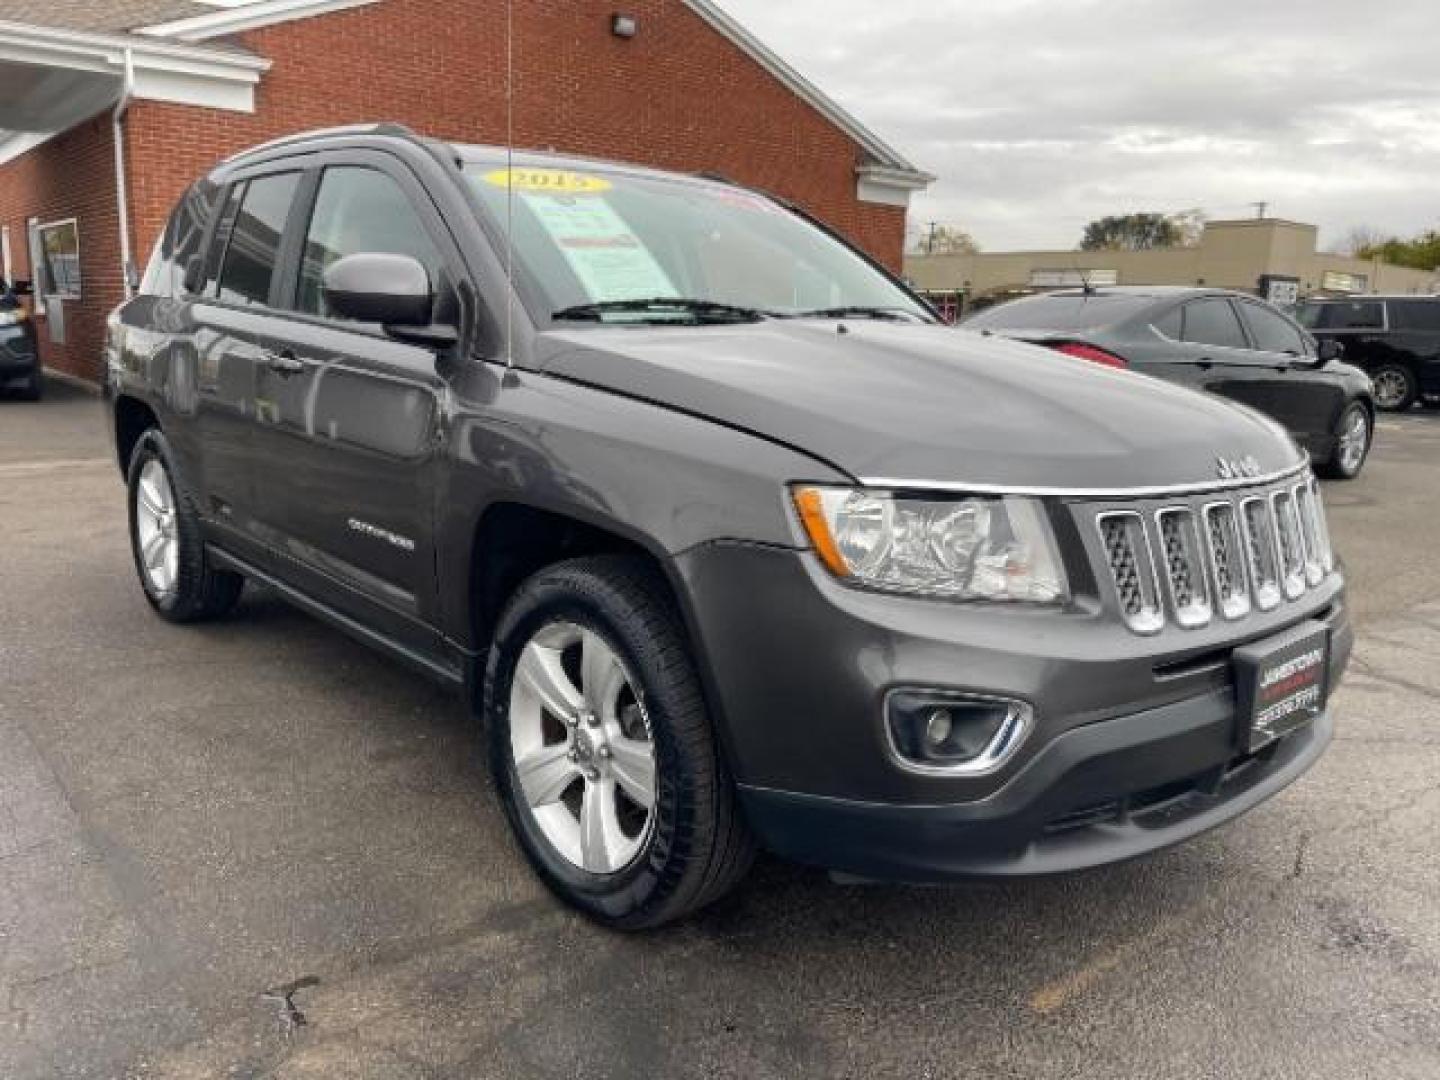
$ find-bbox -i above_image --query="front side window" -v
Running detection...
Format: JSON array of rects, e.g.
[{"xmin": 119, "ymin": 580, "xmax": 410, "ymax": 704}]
[
  {"xmin": 464, "ymin": 162, "xmax": 929, "ymax": 323},
  {"xmin": 1181, "ymin": 298, "xmax": 1248, "ymax": 349},
  {"xmin": 295, "ymin": 166, "xmax": 444, "ymax": 319},
  {"xmin": 1237, "ymin": 301, "xmax": 1306, "ymax": 355},
  {"xmin": 37, "ymin": 219, "xmax": 82, "ymax": 299},
  {"xmin": 216, "ymin": 172, "xmax": 300, "ymax": 306}
]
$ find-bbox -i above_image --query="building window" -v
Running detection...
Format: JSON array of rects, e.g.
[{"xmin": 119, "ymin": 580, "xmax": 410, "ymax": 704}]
[
  {"xmin": 1, "ymin": 225, "xmax": 12, "ymax": 287},
  {"xmin": 36, "ymin": 218, "xmax": 82, "ymax": 299}
]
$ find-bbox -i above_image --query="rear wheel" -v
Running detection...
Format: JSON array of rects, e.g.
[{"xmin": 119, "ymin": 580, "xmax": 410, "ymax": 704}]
[
  {"xmin": 485, "ymin": 555, "xmax": 755, "ymax": 929},
  {"xmin": 1370, "ymin": 363, "xmax": 1417, "ymax": 411},
  {"xmin": 1318, "ymin": 401, "xmax": 1371, "ymax": 480},
  {"xmin": 126, "ymin": 429, "xmax": 244, "ymax": 622}
]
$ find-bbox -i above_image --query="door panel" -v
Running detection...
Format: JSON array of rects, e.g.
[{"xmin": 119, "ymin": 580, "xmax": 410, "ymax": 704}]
[
  {"xmin": 1231, "ymin": 299, "xmax": 1344, "ymax": 450},
  {"xmin": 241, "ymin": 158, "xmax": 461, "ymax": 642},
  {"xmin": 247, "ymin": 321, "xmax": 443, "ymax": 616}
]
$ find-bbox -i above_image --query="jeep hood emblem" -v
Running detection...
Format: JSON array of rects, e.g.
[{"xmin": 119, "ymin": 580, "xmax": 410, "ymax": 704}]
[{"xmin": 1216, "ymin": 454, "xmax": 1262, "ymax": 480}]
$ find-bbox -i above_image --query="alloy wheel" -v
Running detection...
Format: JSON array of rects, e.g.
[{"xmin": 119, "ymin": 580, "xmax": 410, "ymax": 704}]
[
  {"xmin": 508, "ymin": 621, "xmax": 657, "ymax": 874},
  {"xmin": 1372, "ymin": 369, "xmax": 1411, "ymax": 411},
  {"xmin": 134, "ymin": 458, "xmax": 180, "ymax": 597},
  {"xmin": 1337, "ymin": 407, "xmax": 1370, "ymax": 475}
]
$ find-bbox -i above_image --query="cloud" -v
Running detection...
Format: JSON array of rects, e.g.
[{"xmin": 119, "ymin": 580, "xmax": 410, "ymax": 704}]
[{"xmin": 716, "ymin": 0, "xmax": 1440, "ymax": 249}]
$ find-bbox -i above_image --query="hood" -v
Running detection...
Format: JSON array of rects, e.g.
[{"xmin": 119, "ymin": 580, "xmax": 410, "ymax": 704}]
[{"xmin": 535, "ymin": 321, "xmax": 1303, "ymax": 491}]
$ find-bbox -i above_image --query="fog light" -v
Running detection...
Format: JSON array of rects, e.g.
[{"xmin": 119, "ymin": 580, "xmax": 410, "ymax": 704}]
[
  {"xmin": 924, "ymin": 708, "xmax": 953, "ymax": 747},
  {"xmin": 885, "ymin": 691, "xmax": 1032, "ymax": 776}
]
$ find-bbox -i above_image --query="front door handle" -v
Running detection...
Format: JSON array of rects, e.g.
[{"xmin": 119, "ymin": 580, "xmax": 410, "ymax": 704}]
[{"xmin": 262, "ymin": 349, "xmax": 305, "ymax": 376}]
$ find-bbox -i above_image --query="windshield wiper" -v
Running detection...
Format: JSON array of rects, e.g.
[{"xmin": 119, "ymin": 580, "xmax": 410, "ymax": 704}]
[
  {"xmin": 552, "ymin": 298, "xmax": 766, "ymax": 323},
  {"xmin": 788, "ymin": 305, "xmax": 918, "ymax": 322}
]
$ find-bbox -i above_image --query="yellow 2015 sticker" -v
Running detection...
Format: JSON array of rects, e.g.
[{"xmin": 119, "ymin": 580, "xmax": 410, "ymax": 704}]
[{"xmin": 482, "ymin": 167, "xmax": 612, "ymax": 194}]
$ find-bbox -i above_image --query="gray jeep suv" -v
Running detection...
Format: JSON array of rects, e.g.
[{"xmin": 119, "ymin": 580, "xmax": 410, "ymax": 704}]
[{"xmin": 104, "ymin": 125, "xmax": 1350, "ymax": 928}]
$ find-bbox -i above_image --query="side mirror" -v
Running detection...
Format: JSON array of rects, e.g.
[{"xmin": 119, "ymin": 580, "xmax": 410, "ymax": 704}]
[
  {"xmin": 322, "ymin": 253, "xmax": 433, "ymax": 327},
  {"xmin": 1315, "ymin": 337, "xmax": 1344, "ymax": 365}
]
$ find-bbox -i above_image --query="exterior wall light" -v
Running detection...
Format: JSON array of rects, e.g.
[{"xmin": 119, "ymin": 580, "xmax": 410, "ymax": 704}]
[{"xmin": 612, "ymin": 14, "xmax": 637, "ymax": 38}]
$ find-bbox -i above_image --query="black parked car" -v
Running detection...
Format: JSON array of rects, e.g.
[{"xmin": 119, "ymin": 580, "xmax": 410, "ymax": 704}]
[
  {"xmin": 1295, "ymin": 294, "xmax": 1440, "ymax": 412},
  {"xmin": 966, "ymin": 287, "xmax": 1376, "ymax": 479},
  {"xmin": 104, "ymin": 126, "xmax": 1348, "ymax": 927},
  {"xmin": 0, "ymin": 279, "xmax": 41, "ymax": 400}
]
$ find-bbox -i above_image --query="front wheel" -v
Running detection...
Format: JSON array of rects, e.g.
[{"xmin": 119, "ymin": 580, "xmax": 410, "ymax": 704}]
[
  {"xmin": 1370, "ymin": 363, "xmax": 1417, "ymax": 412},
  {"xmin": 485, "ymin": 556, "xmax": 755, "ymax": 929},
  {"xmin": 1318, "ymin": 402, "xmax": 1372, "ymax": 480}
]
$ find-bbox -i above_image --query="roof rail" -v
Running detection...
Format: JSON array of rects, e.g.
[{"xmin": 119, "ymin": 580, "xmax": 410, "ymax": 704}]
[{"xmin": 222, "ymin": 122, "xmax": 423, "ymax": 164}]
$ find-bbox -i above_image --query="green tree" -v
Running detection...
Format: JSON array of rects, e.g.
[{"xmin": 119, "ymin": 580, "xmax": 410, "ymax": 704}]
[
  {"xmin": 1079, "ymin": 212, "xmax": 1185, "ymax": 252},
  {"xmin": 1355, "ymin": 229, "xmax": 1440, "ymax": 270}
]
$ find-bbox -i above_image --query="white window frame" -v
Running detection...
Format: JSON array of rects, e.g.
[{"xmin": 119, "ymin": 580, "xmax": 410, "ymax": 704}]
[
  {"xmin": 25, "ymin": 217, "xmax": 44, "ymax": 314},
  {"xmin": 36, "ymin": 216, "xmax": 83, "ymax": 301},
  {"xmin": 1, "ymin": 225, "xmax": 11, "ymax": 286}
]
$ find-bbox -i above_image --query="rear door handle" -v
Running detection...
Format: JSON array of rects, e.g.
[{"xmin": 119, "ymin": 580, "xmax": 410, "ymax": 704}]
[{"xmin": 262, "ymin": 349, "xmax": 306, "ymax": 376}]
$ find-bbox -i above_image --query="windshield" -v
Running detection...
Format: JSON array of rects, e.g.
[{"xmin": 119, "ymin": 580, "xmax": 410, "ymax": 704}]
[
  {"xmin": 464, "ymin": 161, "xmax": 929, "ymax": 324},
  {"xmin": 965, "ymin": 293, "xmax": 1156, "ymax": 332}
]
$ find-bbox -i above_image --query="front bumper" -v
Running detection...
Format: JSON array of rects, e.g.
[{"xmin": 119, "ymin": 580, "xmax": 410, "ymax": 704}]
[
  {"xmin": 741, "ymin": 695, "xmax": 1333, "ymax": 881},
  {"xmin": 674, "ymin": 541, "xmax": 1349, "ymax": 881},
  {"xmin": 0, "ymin": 324, "xmax": 38, "ymax": 380}
]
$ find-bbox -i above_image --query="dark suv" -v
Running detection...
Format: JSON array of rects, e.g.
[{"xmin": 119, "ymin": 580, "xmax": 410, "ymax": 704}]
[
  {"xmin": 104, "ymin": 125, "xmax": 1350, "ymax": 928},
  {"xmin": 1296, "ymin": 295, "xmax": 1440, "ymax": 411}
]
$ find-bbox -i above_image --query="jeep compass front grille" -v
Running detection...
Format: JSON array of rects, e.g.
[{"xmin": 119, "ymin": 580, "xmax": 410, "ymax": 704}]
[{"xmin": 1095, "ymin": 474, "xmax": 1333, "ymax": 634}]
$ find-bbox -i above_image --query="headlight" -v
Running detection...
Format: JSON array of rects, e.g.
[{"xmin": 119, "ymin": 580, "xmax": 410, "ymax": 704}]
[
  {"xmin": 0, "ymin": 308, "xmax": 26, "ymax": 327},
  {"xmin": 792, "ymin": 486, "xmax": 1068, "ymax": 603}
]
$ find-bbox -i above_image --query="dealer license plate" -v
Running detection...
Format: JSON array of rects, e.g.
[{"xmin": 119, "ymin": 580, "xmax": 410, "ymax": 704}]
[{"xmin": 1233, "ymin": 620, "xmax": 1330, "ymax": 752}]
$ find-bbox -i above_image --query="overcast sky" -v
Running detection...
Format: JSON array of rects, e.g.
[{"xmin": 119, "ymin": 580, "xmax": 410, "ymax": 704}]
[{"xmin": 718, "ymin": 0, "xmax": 1440, "ymax": 252}]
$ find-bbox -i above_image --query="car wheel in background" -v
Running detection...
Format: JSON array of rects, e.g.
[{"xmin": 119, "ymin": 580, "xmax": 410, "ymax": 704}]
[
  {"xmin": 1370, "ymin": 364, "xmax": 1418, "ymax": 412},
  {"xmin": 17, "ymin": 369, "xmax": 42, "ymax": 401},
  {"xmin": 1319, "ymin": 402, "xmax": 1372, "ymax": 481},
  {"xmin": 486, "ymin": 555, "xmax": 755, "ymax": 929},
  {"xmin": 126, "ymin": 429, "xmax": 245, "ymax": 622}
]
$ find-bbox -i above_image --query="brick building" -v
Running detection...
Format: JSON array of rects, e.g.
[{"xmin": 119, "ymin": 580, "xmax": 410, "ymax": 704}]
[{"xmin": 0, "ymin": 0, "xmax": 931, "ymax": 384}]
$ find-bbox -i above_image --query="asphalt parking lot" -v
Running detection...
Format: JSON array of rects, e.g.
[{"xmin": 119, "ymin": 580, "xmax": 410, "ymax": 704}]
[{"xmin": 2, "ymin": 379, "xmax": 1438, "ymax": 1079}]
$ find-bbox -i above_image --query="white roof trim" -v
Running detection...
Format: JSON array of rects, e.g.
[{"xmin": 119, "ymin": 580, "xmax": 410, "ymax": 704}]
[
  {"xmin": 0, "ymin": 20, "xmax": 269, "ymax": 120},
  {"xmin": 682, "ymin": 0, "xmax": 932, "ymax": 187},
  {"xmin": 138, "ymin": 0, "xmax": 384, "ymax": 42}
]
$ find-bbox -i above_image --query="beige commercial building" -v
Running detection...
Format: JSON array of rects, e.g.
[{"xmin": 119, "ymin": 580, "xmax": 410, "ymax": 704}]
[{"xmin": 905, "ymin": 218, "xmax": 1439, "ymax": 320}]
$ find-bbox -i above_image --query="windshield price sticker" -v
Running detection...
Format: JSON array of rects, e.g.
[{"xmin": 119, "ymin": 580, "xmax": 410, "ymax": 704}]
[
  {"xmin": 483, "ymin": 168, "xmax": 612, "ymax": 195},
  {"xmin": 520, "ymin": 192, "xmax": 678, "ymax": 302}
]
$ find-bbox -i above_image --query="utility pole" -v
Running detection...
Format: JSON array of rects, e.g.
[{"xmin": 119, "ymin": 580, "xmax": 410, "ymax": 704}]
[
  {"xmin": 926, "ymin": 221, "xmax": 938, "ymax": 255},
  {"xmin": 1252, "ymin": 201, "xmax": 1268, "ymax": 220}
]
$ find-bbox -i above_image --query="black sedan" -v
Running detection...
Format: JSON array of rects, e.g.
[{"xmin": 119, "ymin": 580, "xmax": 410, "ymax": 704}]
[{"xmin": 965, "ymin": 286, "xmax": 1375, "ymax": 479}]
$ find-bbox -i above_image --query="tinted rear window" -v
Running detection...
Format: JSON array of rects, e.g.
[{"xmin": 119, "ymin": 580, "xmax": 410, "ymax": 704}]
[
  {"xmin": 964, "ymin": 294, "xmax": 1155, "ymax": 332},
  {"xmin": 1389, "ymin": 300, "xmax": 1440, "ymax": 332},
  {"xmin": 1295, "ymin": 300, "xmax": 1385, "ymax": 330}
]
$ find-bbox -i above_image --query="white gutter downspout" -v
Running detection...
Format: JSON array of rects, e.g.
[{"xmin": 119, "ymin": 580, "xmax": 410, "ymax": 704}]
[{"xmin": 112, "ymin": 47, "xmax": 136, "ymax": 299}]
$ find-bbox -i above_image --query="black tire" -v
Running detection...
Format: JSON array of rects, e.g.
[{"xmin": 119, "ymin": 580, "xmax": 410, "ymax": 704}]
[
  {"xmin": 17, "ymin": 369, "xmax": 42, "ymax": 401},
  {"xmin": 126, "ymin": 428, "xmax": 244, "ymax": 622},
  {"xmin": 1317, "ymin": 401, "xmax": 1372, "ymax": 480},
  {"xmin": 1370, "ymin": 363, "xmax": 1418, "ymax": 412},
  {"xmin": 485, "ymin": 555, "xmax": 755, "ymax": 929}
]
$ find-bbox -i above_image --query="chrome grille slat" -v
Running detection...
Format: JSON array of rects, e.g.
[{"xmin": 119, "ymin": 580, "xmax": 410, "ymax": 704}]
[
  {"xmin": 1272, "ymin": 490, "xmax": 1307, "ymax": 599},
  {"xmin": 1097, "ymin": 512, "xmax": 1163, "ymax": 635},
  {"xmin": 1095, "ymin": 472, "xmax": 1333, "ymax": 634},
  {"xmin": 1202, "ymin": 502, "xmax": 1251, "ymax": 620},
  {"xmin": 1156, "ymin": 508, "xmax": 1211, "ymax": 627}
]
